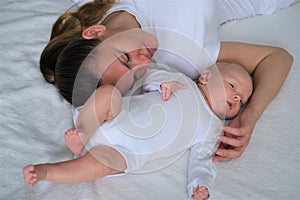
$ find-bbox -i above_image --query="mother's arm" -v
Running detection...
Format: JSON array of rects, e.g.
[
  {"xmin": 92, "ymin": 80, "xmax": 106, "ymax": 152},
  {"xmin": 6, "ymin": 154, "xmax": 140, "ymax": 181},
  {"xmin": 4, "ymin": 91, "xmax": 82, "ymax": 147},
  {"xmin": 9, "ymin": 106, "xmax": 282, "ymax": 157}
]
[{"xmin": 213, "ymin": 41, "xmax": 293, "ymax": 162}]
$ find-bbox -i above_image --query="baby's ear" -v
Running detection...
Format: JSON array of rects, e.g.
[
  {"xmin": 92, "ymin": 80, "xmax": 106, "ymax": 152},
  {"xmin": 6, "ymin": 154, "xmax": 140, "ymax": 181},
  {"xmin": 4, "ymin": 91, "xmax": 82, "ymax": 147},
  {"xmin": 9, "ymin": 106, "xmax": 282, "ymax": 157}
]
[{"xmin": 199, "ymin": 69, "xmax": 211, "ymax": 84}]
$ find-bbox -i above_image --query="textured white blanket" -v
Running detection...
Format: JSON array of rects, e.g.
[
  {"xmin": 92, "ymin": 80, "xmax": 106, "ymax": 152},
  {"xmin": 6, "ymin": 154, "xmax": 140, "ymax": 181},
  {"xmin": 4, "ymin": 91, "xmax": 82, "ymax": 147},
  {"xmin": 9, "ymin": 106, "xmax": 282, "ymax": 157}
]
[{"xmin": 0, "ymin": 1, "xmax": 299, "ymax": 200}]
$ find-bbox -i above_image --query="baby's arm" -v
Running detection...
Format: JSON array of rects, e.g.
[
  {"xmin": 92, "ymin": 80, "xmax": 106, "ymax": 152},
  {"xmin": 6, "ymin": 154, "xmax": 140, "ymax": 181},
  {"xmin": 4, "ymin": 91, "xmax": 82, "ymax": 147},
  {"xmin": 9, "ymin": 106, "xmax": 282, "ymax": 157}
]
[
  {"xmin": 66, "ymin": 85, "xmax": 122, "ymax": 154},
  {"xmin": 187, "ymin": 143, "xmax": 217, "ymax": 200},
  {"xmin": 142, "ymin": 67, "xmax": 186, "ymax": 100}
]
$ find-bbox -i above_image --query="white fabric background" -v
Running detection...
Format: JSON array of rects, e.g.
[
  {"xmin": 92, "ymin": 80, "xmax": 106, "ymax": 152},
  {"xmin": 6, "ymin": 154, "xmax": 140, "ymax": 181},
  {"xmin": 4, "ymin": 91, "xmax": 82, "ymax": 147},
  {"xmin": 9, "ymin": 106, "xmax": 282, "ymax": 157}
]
[{"xmin": 0, "ymin": 1, "xmax": 299, "ymax": 199}]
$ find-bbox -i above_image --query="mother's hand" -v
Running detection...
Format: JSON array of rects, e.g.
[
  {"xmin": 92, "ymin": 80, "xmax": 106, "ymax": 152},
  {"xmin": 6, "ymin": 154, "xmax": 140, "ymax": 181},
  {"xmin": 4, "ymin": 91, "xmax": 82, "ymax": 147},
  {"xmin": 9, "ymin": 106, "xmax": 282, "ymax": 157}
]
[{"xmin": 213, "ymin": 109, "xmax": 258, "ymax": 162}]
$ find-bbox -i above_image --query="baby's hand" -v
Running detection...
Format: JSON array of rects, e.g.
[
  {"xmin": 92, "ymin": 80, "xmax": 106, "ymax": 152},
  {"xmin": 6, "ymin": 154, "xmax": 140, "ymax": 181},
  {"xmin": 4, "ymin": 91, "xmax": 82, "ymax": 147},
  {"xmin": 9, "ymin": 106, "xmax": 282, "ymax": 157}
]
[
  {"xmin": 160, "ymin": 81, "xmax": 186, "ymax": 101},
  {"xmin": 192, "ymin": 186, "xmax": 209, "ymax": 200}
]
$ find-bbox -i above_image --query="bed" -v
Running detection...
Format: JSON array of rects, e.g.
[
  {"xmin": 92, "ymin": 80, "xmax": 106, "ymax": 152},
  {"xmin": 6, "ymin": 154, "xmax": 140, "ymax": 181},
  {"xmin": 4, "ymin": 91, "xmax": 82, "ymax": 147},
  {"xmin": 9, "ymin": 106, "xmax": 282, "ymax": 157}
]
[{"xmin": 0, "ymin": 1, "xmax": 299, "ymax": 199}]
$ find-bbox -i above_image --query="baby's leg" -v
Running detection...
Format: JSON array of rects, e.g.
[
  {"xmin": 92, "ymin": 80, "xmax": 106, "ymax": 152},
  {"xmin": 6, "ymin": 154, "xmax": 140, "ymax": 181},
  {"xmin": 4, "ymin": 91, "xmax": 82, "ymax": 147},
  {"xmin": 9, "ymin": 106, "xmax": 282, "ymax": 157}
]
[
  {"xmin": 23, "ymin": 145, "xmax": 126, "ymax": 185},
  {"xmin": 192, "ymin": 186, "xmax": 209, "ymax": 200},
  {"xmin": 64, "ymin": 128, "xmax": 84, "ymax": 154}
]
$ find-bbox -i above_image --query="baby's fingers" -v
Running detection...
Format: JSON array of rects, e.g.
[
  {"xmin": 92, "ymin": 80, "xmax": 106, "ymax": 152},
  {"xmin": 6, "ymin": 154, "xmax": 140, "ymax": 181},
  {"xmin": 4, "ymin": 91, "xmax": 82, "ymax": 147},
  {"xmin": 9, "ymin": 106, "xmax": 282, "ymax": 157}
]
[
  {"xmin": 161, "ymin": 87, "xmax": 172, "ymax": 100},
  {"xmin": 192, "ymin": 186, "xmax": 209, "ymax": 200},
  {"xmin": 173, "ymin": 82, "xmax": 186, "ymax": 90}
]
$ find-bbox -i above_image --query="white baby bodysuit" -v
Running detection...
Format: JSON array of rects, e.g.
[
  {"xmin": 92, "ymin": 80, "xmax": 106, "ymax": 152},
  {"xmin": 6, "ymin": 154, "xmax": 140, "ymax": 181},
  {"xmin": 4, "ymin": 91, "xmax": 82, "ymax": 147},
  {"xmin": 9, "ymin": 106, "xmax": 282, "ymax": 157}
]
[{"xmin": 74, "ymin": 65, "xmax": 223, "ymax": 198}]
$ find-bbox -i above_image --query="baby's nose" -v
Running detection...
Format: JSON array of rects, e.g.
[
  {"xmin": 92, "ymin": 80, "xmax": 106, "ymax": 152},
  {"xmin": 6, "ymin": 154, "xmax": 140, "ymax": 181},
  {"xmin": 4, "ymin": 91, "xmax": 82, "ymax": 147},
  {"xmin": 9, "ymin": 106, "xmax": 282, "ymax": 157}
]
[{"xmin": 233, "ymin": 94, "xmax": 241, "ymax": 103}]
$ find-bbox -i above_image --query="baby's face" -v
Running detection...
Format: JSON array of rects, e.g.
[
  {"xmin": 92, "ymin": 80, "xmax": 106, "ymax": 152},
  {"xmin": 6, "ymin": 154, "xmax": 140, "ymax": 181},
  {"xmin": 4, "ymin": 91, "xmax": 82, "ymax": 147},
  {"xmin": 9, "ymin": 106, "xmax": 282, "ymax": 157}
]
[{"xmin": 208, "ymin": 67, "xmax": 253, "ymax": 119}]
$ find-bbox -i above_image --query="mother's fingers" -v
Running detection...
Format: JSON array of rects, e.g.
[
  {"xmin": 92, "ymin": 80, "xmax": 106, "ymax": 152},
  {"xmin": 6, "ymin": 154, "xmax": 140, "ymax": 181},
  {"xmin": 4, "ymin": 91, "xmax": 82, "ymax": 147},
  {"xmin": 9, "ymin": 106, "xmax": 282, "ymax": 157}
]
[
  {"xmin": 217, "ymin": 134, "xmax": 243, "ymax": 148},
  {"xmin": 213, "ymin": 148, "xmax": 242, "ymax": 162},
  {"xmin": 221, "ymin": 125, "xmax": 243, "ymax": 137},
  {"xmin": 213, "ymin": 134, "xmax": 245, "ymax": 162}
]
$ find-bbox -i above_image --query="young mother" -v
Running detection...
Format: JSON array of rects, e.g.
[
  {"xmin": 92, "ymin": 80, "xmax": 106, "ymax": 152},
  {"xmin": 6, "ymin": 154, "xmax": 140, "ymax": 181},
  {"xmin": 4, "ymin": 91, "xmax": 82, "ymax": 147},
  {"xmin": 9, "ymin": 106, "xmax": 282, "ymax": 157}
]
[{"xmin": 40, "ymin": 0, "xmax": 294, "ymax": 162}]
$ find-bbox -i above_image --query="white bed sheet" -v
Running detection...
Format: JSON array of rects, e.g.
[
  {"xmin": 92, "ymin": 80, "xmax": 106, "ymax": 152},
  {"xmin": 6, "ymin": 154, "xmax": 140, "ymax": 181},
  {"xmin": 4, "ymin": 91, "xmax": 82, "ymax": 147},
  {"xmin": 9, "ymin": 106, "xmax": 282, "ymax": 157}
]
[{"xmin": 0, "ymin": 1, "xmax": 299, "ymax": 200}]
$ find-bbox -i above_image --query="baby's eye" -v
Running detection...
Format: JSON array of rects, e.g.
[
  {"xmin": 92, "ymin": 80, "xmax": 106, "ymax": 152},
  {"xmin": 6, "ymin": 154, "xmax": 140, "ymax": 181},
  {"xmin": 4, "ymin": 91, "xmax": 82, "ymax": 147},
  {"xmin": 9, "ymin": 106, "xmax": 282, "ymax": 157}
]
[{"xmin": 228, "ymin": 82, "xmax": 235, "ymax": 89}]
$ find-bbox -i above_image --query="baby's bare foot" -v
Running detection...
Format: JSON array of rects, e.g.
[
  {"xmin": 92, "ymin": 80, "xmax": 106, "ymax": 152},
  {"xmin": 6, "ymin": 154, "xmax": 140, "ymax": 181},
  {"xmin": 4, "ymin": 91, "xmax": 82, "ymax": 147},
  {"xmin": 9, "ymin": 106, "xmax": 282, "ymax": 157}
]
[
  {"xmin": 192, "ymin": 186, "xmax": 209, "ymax": 200},
  {"xmin": 64, "ymin": 128, "xmax": 84, "ymax": 155},
  {"xmin": 23, "ymin": 165, "xmax": 45, "ymax": 186}
]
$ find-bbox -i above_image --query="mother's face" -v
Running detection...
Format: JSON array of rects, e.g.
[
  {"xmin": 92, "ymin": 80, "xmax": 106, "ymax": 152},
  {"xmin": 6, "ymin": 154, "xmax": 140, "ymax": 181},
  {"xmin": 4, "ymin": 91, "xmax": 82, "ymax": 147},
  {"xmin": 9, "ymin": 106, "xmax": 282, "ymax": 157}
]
[{"xmin": 90, "ymin": 28, "xmax": 158, "ymax": 93}]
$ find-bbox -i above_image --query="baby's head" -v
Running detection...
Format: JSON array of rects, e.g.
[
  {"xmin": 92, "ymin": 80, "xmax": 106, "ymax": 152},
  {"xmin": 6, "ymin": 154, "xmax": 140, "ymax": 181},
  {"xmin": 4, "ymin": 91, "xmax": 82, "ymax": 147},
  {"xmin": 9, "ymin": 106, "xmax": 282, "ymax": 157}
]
[{"xmin": 197, "ymin": 62, "xmax": 253, "ymax": 119}]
